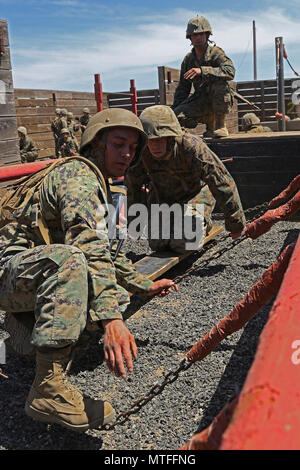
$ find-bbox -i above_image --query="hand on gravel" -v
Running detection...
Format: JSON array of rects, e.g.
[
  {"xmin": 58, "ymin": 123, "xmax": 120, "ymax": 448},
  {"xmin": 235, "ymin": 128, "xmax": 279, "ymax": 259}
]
[{"xmin": 102, "ymin": 319, "xmax": 137, "ymax": 379}]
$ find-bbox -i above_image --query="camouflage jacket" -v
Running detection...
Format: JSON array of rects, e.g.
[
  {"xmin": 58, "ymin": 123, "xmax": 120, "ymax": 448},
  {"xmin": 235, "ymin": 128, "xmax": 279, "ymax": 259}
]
[
  {"xmin": 79, "ymin": 115, "xmax": 90, "ymax": 132},
  {"xmin": 125, "ymin": 133, "xmax": 245, "ymax": 233},
  {"xmin": 57, "ymin": 137, "xmax": 79, "ymax": 157},
  {"xmin": 0, "ymin": 158, "xmax": 153, "ymax": 323},
  {"xmin": 246, "ymin": 125, "xmax": 273, "ymax": 133},
  {"xmin": 19, "ymin": 136, "xmax": 38, "ymax": 163},
  {"xmin": 173, "ymin": 44, "xmax": 235, "ymax": 108}
]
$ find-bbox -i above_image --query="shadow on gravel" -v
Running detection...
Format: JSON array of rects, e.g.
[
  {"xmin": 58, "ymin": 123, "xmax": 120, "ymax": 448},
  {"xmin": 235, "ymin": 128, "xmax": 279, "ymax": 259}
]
[
  {"xmin": 193, "ymin": 227, "xmax": 299, "ymax": 434},
  {"xmin": 196, "ymin": 302, "xmax": 271, "ymax": 432}
]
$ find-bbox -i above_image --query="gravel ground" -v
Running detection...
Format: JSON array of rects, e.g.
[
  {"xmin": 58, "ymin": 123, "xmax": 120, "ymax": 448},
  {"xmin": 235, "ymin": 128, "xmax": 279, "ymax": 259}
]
[{"xmin": 0, "ymin": 218, "xmax": 299, "ymax": 451}]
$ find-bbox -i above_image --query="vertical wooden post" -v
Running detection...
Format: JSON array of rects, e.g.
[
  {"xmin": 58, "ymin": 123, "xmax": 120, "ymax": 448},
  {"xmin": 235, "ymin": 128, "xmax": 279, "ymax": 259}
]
[
  {"xmin": 130, "ymin": 79, "xmax": 137, "ymax": 115},
  {"xmin": 0, "ymin": 18, "xmax": 19, "ymax": 165},
  {"xmin": 253, "ymin": 20, "xmax": 257, "ymax": 81},
  {"xmin": 94, "ymin": 73, "xmax": 103, "ymax": 112},
  {"xmin": 275, "ymin": 37, "xmax": 286, "ymax": 131}
]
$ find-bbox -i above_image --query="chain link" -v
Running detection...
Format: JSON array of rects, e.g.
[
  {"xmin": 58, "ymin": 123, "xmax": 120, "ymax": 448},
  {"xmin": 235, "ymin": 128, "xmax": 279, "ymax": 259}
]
[
  {"xmin": 98, "ymin": 199, "xmax": 270, "ymax": 430},
  {"xmin": 0, "ymin": 200, "xmax": 270, "ymax": 431},
  {"xmin": 100, "ymin": 359, "xmax": 193, "ymax": 431}
]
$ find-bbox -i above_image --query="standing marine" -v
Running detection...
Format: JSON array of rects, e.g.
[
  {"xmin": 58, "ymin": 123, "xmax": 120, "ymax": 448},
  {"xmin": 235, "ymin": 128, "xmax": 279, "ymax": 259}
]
[
  {"xmin": 0, "ymin": 108, "xmax": 176, "ymax": 432},
  {"xmin": 79, "ymin": 107, "xmax": 90, "ymax": 133},
  {"xmin": 172, "ymin": 16, "xmax": 235, "ymax": 138},
  {"xmin": 125, "ymin": 105, "xmax": 246, "ymax": 253},
  {"xmin": 18, "ymin": 126, "xmax": 38, "ymax": 163}
]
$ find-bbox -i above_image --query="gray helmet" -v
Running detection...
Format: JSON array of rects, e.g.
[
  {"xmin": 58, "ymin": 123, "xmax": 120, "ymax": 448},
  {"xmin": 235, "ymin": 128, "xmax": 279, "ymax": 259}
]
[
  {"xmin": 241, "ymin": 113, "xmax": 260, "ymax": 130},
  {"xmin": 139, "ymin": 105, "xmax": 183, "ymax": 140},
  {"xmin": 67, "ymin": 112, "xmax": 73, "ymax": 118},
  {"xmin": 82, "ymin": 107, "xmax": 90, "ymax": 114},
  {"xmin": 186, "ymin": 15, "xmax": 212, "ymax": 38},
  {"xmin": 80, "ymin": 108, "xmax": 148, "ymax": 153},
  {"xmin": 17, "ymin": 126, "xmax": 27, "ymax": 136},
  {"xmin": 60, "ymin": 108, "xmax": 68, "ymax": 116}
]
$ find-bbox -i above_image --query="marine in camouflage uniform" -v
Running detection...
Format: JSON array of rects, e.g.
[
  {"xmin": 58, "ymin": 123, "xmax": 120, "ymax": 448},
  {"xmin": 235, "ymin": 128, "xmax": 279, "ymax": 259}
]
[
  {"xmin": 0, "ymin": 108, "xmax": 176, "ymax": 432},
  {"xmin": 79, "ymin": 107, "xmax": 90, "ymax": 133},
  {"xmin": 125, "ymin": 106, "xmax": 245, "ymax": 253},
  {"xmin": 172, "ymin": 16, "xmax": 235, "ymax": 138},
  {"xmin": 57, "ymin": 128, "xmax": 79, "ymax": 157},
  {"xmin": 241, "ymin": 113, "xmax": 273, "ymax": 134},
  {"xmin": 18, "ymin": 126, "xmax": 38, "ymax": 163}
]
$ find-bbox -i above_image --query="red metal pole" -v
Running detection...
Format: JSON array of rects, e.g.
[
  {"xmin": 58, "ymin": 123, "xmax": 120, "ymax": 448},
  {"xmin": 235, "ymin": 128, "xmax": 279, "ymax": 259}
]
[
  {"xmin": 130, "ymin": 79, "xmax": 138, "ymax": 115},
  {"xmin": 0, "ymin": 160, "xmax": 54, "ymax": 183},
  {"xmin": 94, "ymin": 73, "xmax": 103, "ymax": 112},
  {"xmin": 221, "ymin": 234, "xmax": 300, "ymax": 450}
]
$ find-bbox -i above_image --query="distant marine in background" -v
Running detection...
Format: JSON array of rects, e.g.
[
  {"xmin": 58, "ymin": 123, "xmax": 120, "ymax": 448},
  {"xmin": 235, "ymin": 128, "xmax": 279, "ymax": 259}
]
[{"xmin": 241, "ymin": 113, "xmax": 273, "ymax": 134}]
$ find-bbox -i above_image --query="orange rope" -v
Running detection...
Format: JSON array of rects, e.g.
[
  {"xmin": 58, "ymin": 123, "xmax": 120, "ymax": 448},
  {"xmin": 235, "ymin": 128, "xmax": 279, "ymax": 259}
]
[{"xmin": 186, "ymin": 243, "xmax": 295, "ymax": 364}]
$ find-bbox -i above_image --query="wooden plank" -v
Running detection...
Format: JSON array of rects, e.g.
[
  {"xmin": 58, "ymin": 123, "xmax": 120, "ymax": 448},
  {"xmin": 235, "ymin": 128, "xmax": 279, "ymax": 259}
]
[
  {"xmin": 0, "ymin": 139, "xmax": 19, "ymax": 166},
  {"xmin": 14, "ymin": 89, "xmax": 54, "ymax": 99},
  {"xmin": 0, "ymin": 92, "xmax": 17, "ymax": 117},
  {"xmin": 0, "ymin": 69, "xmax": 14, "ymax": 92},
  {"xmin": 133, "ymin": 225, "xmax": 223, "ymax": 280},
  {"xmin": 15, "ymin": 98, "xmax": 54, "ymax": 108},
  {"xmin": 17, "ymin": 115, "xmax": 53, "ymax": 125},
  {"xmin": 0, "ymin": 116, "xmax": 18, "ymax": 140}
]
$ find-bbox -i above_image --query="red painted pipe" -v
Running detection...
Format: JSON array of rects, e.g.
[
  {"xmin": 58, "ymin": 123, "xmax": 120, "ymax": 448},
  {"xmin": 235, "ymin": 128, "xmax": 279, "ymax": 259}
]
[
  {"xmin": 94, "ymin": 73, "xmax": 103, "ymax": 112},
  {"xmin": 220, "ymin": 234, "xmax": 300, "ymax": 450},
  {"xmin": 130, "ymin": 79, "xmax": 138, "ymax": 116},
  {"xmin": 0, "ymin": 159, "xmax": 54, "ymax": 182}
]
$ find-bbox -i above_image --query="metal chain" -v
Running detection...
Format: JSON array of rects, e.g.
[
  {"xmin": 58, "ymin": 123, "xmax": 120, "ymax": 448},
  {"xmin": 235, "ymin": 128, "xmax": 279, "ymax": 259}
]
[
  {"xmin": 172, "ymin": 200, "xmax": 269, "ymax": 285},
  {"xmin": 98, "ymin": 200, "xmax": 271, "ymax": 430},
  {"xmin": 0, "ymin": 200, "xmax": 271, "ymax": 432},
  {"xmin": 99, "ymin": 358, "xmax": 193, "ymax": 431}
]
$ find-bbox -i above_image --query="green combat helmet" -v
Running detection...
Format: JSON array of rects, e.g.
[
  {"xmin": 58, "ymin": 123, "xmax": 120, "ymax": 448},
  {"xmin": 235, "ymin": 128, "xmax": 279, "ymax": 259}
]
[
  {"xmin": 17, "ymin": 126, "xmax": 27, "ymax": 136},
  {"xmin": 139, "ymin": 105, "xmax": 183, "ymax": 139},
  {"xmin": 241, "ymin": 113, "xmax": 260, "ymax": 131},
  {"xmin": 186, "ymin": 15, "xmax": 213, "ymax": 38},
  {"xmin": 80, "ymin": 108, "xmax": 148, "ymax": 167}
]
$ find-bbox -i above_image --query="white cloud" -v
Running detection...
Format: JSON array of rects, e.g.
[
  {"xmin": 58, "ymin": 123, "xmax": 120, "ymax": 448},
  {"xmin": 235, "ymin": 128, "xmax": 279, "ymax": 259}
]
[{"xmin": 10, "ymin": 7, "xmax": 300, "ymax": 91}]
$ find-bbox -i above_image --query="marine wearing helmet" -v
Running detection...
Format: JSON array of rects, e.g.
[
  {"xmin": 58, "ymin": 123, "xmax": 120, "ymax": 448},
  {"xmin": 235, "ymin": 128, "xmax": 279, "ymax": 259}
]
[
  {"xmin": 172, "ymin": 15, "xmax": 235, "ymax": 138},
  {"xmin": 125, "ymin": 105, "xmax": 246, "ymax": 253}
]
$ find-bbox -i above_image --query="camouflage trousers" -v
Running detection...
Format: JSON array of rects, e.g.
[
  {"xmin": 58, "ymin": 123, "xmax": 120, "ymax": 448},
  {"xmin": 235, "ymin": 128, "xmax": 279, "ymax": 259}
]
[
  {"xmin": 0, "ymin": 244, "xmax": 129, "ymax": 349},
  {"xmin": 173, "ymin": 81, "xmax": 233, "ymax": 128},
  {"xmin": 148, "ymin": 185, "xmax": 216, "ymax": 253}
]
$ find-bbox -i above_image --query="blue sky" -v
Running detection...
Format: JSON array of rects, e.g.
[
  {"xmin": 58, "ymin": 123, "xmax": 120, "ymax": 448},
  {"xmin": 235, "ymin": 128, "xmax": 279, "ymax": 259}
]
[{"xmin": 1, "ymin": 0, "xmax": 300, "ymax": 93}]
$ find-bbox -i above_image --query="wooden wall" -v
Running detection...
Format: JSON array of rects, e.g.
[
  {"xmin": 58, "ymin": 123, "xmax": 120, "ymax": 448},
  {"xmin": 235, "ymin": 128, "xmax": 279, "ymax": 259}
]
[
  {"xmin": 107, "ymin": 88, "xmax": 160, "ymax": 115},
  {"xmin": 14, "ymin": 89, "xmax": 100, "ymax": 160},
  {"xmin": 158, "ymin": 66, "xmax": 239, "ymax": 135},
  {"xmin": 0, "ymin": 19, "xmax": 19, "ymax": 165},
  {"xmin": 236, "ymin": 78, "xmax": 300, "ymax": 129}
]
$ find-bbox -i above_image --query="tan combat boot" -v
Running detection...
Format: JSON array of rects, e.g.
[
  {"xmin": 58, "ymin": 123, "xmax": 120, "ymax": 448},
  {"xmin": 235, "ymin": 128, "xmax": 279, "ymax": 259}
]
[
  {"xmin": 213, "ymin": 114, "xmax": 229, "ymax": 138},
  {"xmin": 202, "ymin": 114, "xmax": 216, "ymax": 138},
  {"xmin": 25, "ymin": 347, "xmax": 115, "ymax": 432}
]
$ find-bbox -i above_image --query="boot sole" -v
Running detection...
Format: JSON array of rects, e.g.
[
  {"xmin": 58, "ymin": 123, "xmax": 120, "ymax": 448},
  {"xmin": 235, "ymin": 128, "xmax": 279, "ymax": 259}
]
[{"xmin": 25, "ymin": 401, "xmax": 115, "ymax": 433}]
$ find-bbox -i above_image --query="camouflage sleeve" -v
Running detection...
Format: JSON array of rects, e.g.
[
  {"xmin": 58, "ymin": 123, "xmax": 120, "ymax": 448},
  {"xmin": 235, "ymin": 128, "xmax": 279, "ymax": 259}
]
[
  {"xmin": 41, "ymin": 161, "xmax": 124, "ymax": 322},
  {"xmin": 188, "ymin": 137, "xmax": 245, "ymax": 232},
  {"xmin": 22, "ymin": 139, "xmax": 38, "ymax": 162},
  {"xmin": 172, "ymin": 55, "xmax": 193, "ymax": 108},
  {"xmin": 124, "ymin": 161, "xmax": 150, "ymax": 224},
  {"xmin": 200, "ymin": 46, "xmax": 235, "ymax": 81},
  {"xmin": 110, "ymin": 242, "xmax": 153, "ymax": 294}
]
